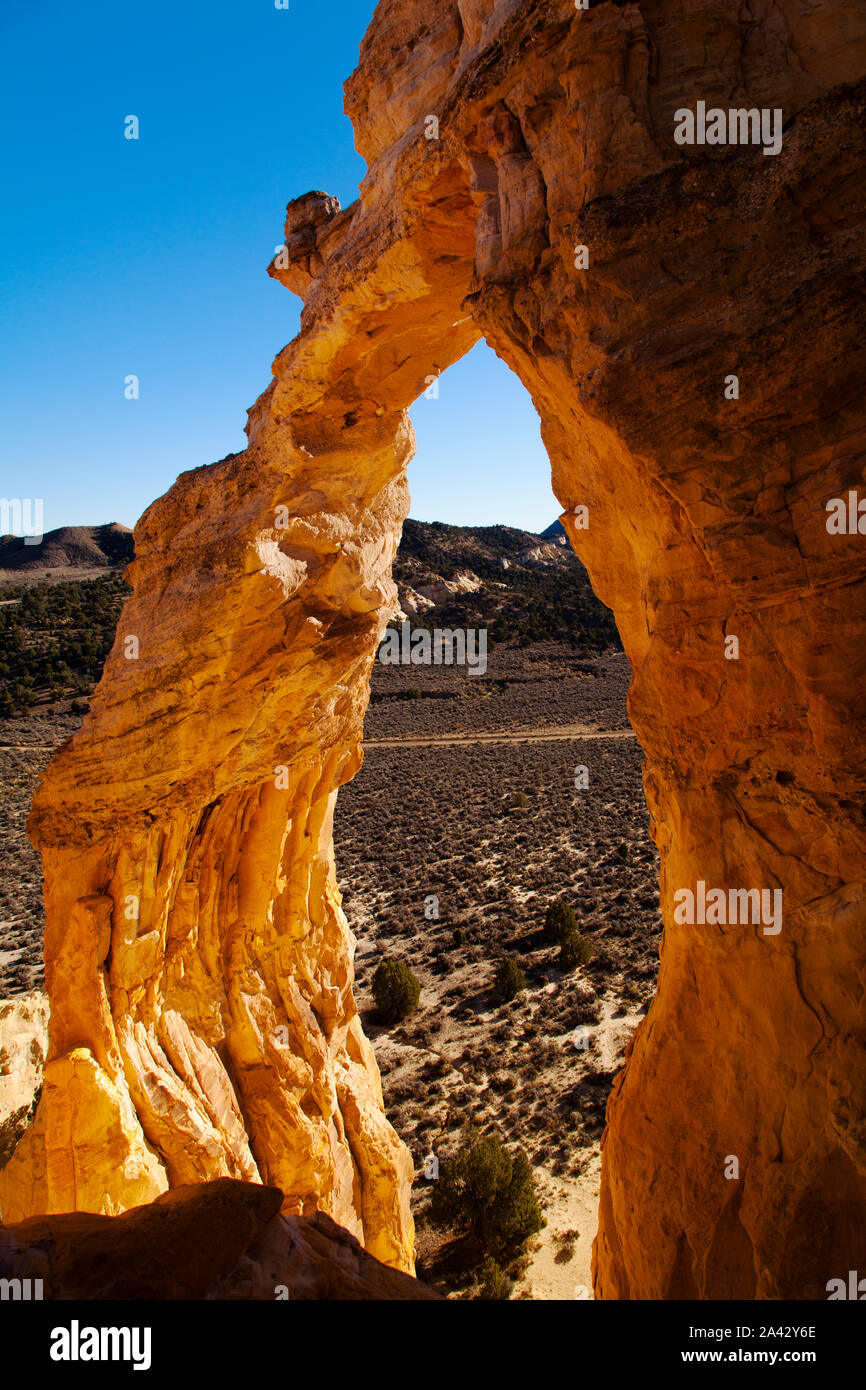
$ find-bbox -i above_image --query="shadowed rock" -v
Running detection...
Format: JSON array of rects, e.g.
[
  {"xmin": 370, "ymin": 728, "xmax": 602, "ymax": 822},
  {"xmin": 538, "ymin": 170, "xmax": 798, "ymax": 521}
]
[{"xmin": 0, "ymin": 1178, "xmax": 439, "ymax": 1300}]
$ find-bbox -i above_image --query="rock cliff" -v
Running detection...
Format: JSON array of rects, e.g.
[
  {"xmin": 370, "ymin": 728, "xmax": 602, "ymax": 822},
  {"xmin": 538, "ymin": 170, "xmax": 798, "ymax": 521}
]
[{"xmin": 2, "ymin": 0, "xmax": 865, "ymax": 1297}]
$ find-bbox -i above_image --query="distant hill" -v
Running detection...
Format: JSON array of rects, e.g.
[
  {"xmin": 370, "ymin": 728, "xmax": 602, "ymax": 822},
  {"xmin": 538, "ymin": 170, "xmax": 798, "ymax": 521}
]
[
  {"xmin": 0, "ymin": 524, "xmax": 133, "ymax": 582},
  {"xmin": 0, "ymin": 516, "xmax": 619, "ymax": 715},
  {"xmin": 392, "ymin": 519, "xmax": 618, "ymax": 651},
  {"xmin": 540, "ymin": 518, "xmax": 569, "ymax": 544},
  {"xmin": 396, "ymin": 519, "xmax": 570, "ymax": 574}
]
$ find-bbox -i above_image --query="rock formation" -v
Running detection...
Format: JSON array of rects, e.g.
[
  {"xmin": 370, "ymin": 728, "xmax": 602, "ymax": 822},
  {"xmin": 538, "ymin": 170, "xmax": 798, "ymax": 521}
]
[
  {"xmin": 0, "ymin": 993, "xmax": 48, "ymax": 1167},
  {"xmin": 0, "ymin": 1177, "xmax": 437, "ymax": 1299},
  {"xmin": 1, "ymin": 0, "xmax": 865, "ymax": 1297}
]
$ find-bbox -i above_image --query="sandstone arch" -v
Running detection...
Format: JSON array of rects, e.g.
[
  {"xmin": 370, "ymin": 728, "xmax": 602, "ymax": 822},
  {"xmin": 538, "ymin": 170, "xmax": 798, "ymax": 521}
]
[{"xmin": 2, "ymin": 0, "xmax": 866, "ymax": 1298}]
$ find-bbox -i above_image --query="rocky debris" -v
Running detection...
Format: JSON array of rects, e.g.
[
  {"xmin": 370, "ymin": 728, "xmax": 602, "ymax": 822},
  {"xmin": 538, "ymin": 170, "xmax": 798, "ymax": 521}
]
[
  {"xmin": 517, "ymin": 544, "xmax": 565, "ymax": 566},
  {"xmin": 395, "ymin": 587, "xmax": 436, "ymax": 618},
  {"xmin": 414, "ymin": 571, "xmax": 482, "ymax": 604}
]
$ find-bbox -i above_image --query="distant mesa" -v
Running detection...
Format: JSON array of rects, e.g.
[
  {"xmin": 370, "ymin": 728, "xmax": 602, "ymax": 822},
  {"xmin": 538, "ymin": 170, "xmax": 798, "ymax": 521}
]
[{"xmin": 0, "ymin": 523, "xmax": 134, "ymax": 582}]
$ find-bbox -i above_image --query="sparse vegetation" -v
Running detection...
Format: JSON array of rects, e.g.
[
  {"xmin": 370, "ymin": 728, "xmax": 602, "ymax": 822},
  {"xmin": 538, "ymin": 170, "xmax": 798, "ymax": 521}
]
[
  {"xmin": 544, "ymin": 898, "xmax": 579, "ymax": 944},
  {"xmin": 371, "ymin": 958, "xmax": 421, "ymax": 1024},
  {"xmin": 429, "ymin": 1126, "xmax": 544, "ymax": 1257},
  {"xmin": 336, "ymin": 642, "xmax": 661, "ymax": 1296},
  {"xmin": 478, "ymin": 1254, "xmax": 511, "ymax": 1299},
  {"xmin": 558, "ymin": 927, "xmax": 593, "ymax": 971},
  {"xmin": 494, "ymin": 957, "xmax": 526, "ymax": 1003}
]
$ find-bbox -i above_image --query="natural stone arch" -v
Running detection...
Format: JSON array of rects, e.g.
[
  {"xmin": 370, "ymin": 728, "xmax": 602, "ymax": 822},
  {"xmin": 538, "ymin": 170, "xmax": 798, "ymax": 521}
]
[{"xmin": 2, "ymin": 0, "xmax": 866, "ymax": 1299}]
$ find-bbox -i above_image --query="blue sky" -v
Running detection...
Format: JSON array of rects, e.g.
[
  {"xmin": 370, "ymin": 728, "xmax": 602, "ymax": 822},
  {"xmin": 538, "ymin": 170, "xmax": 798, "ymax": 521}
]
[{"xmin": 0, "ymin": 0, "xmax": 556, "ymax": 535}]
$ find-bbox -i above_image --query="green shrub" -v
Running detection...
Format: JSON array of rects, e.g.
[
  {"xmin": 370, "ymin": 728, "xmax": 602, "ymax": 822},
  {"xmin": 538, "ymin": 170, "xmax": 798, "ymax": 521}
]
[
  {"xmin": 544, "ymin": 898, "xmax": 578, "ymax": 944},
  {"xmin": 371, "ymin": 958, "xmax": 421, "ymax": 1024},
  {"xmin": 0, "ymin": 572, "xmax": 130, "ymax": 715},
  {"xmin": 452, "ymin": 927, "xmax": 466, "ymax": 946},
  {"xmin": 493, "ymin": 956, "xmax": 526, "ymax": 1003},
  {"xmin": 478, "ymin": 1255, "xmax": 511, "ymax": 1300},
  {"xmin": 558, "ymin": 927, "xmax": 593, "ymax": 971},
  {"xmin": 430, "ymin": 1126, "xmax": 544, "ymax": 1256}
]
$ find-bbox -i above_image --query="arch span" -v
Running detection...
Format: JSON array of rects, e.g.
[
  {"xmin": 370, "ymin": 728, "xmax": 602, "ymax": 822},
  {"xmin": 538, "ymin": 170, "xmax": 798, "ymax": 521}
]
[{"xmin": 2, "ymin": 0, "xmax": 866, "ymax": 1298}]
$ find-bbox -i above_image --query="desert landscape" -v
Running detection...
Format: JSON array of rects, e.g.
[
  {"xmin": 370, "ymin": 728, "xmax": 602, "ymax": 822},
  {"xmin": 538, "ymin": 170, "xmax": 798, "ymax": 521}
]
[
  {"xmin": 344, "ymin": 654, "xmax": 659, "ymax": 1297},
  {"xmin": 1, "ymin": 0, "xmax": 864, "ymax": 1329},
  {"xmin": 0, "ymin": 521, "xmax": 660, "ymax": 1297}
]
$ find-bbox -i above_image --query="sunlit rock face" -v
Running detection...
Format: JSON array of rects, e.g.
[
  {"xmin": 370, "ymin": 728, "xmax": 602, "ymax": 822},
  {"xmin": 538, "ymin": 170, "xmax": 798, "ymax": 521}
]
[
  {"xmin": 2, "ymin": 0, "xmax": 865, "ymax": 1296},
  {"xmin": 0, "ymin": 994, "xmax": 48, "ymax": 1168}
]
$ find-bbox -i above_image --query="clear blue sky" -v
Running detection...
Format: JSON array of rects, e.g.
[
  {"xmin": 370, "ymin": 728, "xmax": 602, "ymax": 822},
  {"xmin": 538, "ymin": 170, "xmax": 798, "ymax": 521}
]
[{"xmin": 0, "ymin": 0, "xmax": 557, "ymax": 536}]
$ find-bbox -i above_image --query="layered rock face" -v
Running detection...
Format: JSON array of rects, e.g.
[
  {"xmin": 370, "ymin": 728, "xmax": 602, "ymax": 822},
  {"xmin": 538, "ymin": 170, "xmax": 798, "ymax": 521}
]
[{"xmin": 2, "ymin": 0, "xmax": 865, "ymax": 1297}]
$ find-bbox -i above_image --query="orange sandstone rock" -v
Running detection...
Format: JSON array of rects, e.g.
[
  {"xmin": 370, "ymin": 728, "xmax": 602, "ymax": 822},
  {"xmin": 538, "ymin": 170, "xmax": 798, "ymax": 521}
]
[
  {"xmin": 0, "ymin": 992, "xmax": 48, "ymax": 1167},
  {"xmin": 2, "ymin": 0, "xmax": 866, "ymax": 1297}
]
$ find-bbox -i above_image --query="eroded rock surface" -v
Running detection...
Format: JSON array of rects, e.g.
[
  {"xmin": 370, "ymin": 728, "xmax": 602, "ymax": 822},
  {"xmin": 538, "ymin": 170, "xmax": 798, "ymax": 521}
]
[
  {"xmin": 0, "ymin": 992, "xmax": 48, "ymax": 1167},
  {"xmin": 2, "ymin": 0, "xmax": 866, "ymax": 1297}
]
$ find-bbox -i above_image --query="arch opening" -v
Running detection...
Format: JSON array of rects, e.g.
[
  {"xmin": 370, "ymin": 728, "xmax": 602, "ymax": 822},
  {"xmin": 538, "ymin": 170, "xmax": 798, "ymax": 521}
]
[{"xmin": 335, "ymin": 339, "xmax": 662, "ymax": 1298}]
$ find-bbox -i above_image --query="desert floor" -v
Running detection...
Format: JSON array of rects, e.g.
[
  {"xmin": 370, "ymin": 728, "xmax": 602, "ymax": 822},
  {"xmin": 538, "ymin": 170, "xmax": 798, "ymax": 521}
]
[{"xmin": 337, "ymin": 643, "xmax": 662, "ymax": 1297}]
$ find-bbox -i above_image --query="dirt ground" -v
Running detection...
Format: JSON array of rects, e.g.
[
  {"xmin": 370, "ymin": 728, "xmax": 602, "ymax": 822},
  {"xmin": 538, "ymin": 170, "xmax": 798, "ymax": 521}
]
[{"xmin": 338, "ymin": 643, "xmax": 661, "ymax": 1297}]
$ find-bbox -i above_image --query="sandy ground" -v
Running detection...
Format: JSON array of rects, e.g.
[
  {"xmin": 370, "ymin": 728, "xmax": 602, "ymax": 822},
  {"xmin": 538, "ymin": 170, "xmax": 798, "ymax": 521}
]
[
  {"xmin": 521, "ymin": 1155, "xmax": 601, "ymax": 1299},
  {"xmin": 514, "ymin": 997, "xmax": 646, "ymax": 1299}
]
